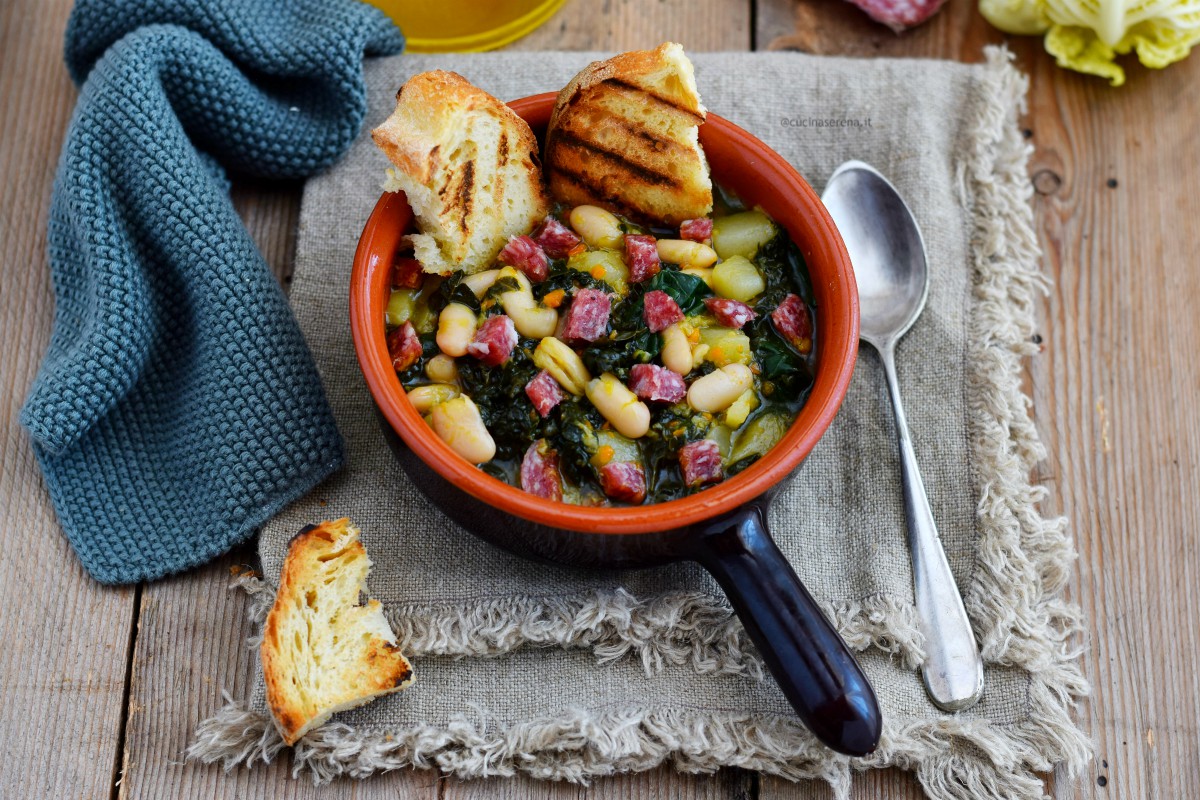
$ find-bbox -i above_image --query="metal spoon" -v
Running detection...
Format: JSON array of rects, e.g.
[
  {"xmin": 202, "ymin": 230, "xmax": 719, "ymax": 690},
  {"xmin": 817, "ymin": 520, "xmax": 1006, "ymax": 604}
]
[{"xmin": 821, "ymin": 160, "xmax": 985, "ymax": 712}]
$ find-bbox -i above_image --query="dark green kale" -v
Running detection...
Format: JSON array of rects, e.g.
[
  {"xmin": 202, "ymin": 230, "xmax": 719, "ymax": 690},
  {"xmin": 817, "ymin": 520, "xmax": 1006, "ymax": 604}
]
[
  {"xmin": 640, "ymin": 405, "xmax": 712, "ymax": 498},
  {"xmin": 397, "ymin": 332, "xmax": 439, "ymax": 384},
  {"xmin": 550, "ymin": 401, "xmax": 602, "ymax": 487},
  {"xmin": 432, "ymin": 273, "xmax": 481, "ymax": 313},
  {"xmin": 747, "ymin": 316, "xmax": 813, "ymax": 399},
  {"xmin": 608, "ymin": 266, "xmax": 711, "ymax": 333},
  {"xmin": 754, "ymin": 230, "xmax": 815, "ymax": 307},
  {"xmin": 483, "ymin": 275, "xmax": 523, "ymax": 307},
  {"xmin": 533, "ymin": 259, "xmax": 613, "ymax": 302},
  {"xmin": 644, "ymin": 267, "xmax": 712, "ymax": 314},
  {"xmin": 581, "ymin": 329, "xmax": 661, "ymax": 380},
  {"xmin": 455, "ymin": 340, "xmax": 541, "ymax": 461}
]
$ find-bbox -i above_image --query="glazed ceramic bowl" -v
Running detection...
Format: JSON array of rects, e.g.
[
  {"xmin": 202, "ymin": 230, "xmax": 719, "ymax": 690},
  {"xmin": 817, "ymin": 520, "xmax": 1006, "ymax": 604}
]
[{"xmin": 351, "ymin": 93, "xmax": 878, "ymax": 755}]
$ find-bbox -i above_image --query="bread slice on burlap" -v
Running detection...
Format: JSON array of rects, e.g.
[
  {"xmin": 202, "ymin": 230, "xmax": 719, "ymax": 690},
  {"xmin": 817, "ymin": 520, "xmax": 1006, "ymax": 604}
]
[
  {"xmin": 544, "ymin": 42, "xmax": 713, "ymax": 226},
  {"xmin": 372, "ymin": 70, "xmax": 550, "ymax": 275},
  {"xmin": 261, "ymin": 519, "xmax": 414, "ymax": 746}
]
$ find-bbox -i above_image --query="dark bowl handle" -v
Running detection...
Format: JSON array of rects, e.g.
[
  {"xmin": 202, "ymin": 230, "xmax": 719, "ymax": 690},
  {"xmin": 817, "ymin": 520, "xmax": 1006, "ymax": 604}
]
[{"xmin": 691, "ymin": 502, "xmax": 882, "ymax": 757}]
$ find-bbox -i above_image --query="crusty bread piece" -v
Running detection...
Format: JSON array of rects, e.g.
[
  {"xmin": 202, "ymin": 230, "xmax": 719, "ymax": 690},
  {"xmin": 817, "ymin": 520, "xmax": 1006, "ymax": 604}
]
[
  {"xmin": 544, "ymin": 43, "xmax": 713, "ymax": 226},
  {"xmin": 372, "ymin": 71, "xmax": 550, "ymax": 275},
  {"xmin": 261, "ymin": 519, "xmax": 414, "ymax": 746}
]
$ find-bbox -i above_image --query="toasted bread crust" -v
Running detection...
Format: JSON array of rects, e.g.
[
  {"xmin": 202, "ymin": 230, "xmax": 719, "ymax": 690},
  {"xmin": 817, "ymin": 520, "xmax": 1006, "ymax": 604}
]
[
  {"xmin": 545, "ymin": 43, "xmax": 713, "ymax": 226},
  {"xmin": 261, "ymin": 519, "xmax": 414, "ymax": 746},
  {"xmin": 372, "ymin": 71, "xmax": 549, "ymax": 275}
]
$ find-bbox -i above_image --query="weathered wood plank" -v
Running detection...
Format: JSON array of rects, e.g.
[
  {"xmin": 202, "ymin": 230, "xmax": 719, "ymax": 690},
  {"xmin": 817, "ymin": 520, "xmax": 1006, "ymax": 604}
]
[
  {"xmin": 1023, "ymin": 43, "xmax": 1200, "ymax": 800},
  {"xmin": 443, "ymin": 769, "xmax": 755, "ymax": 800},
  {"xmin": 756, "ymin": 2, "xmax": 1200, "ymax": 799},
  {"xmin": 0, "ymin": 0, "xmax": 141, "ymax": 798},
  {"xmin": 519, "ymin": 0, "xmax": 752, "ymax": 51}
]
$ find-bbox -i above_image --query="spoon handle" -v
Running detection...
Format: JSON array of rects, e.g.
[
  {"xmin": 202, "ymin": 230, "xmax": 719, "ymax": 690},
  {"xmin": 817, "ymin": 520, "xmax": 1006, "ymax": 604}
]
[{"xmin": 878, "ymin": 343, "xmax": 985, "ymax": 711}]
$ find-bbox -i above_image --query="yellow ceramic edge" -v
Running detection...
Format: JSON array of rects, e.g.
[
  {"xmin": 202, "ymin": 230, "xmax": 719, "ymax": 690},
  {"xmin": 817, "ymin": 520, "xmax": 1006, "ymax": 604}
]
[{"xmin": 404, "ymin": 0, "xmax": 567, "ymax": 53}]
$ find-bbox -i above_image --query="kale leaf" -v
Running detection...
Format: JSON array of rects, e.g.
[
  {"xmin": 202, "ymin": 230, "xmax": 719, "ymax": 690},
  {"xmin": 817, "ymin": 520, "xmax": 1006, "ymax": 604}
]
[
  {"xmin": 645, "ymin": 268, "xmax": 712, "ymax": 315},
  {"xmin": 581, "ymin": 329, "xmax": 661, "ymax": 380},
  {"xmin": 455, "ymin": 341, "xmax": 541, "ymax": 461},
  {"xmin": 755, "ymin": 231, "xmax": 814, "ymax": 307},
  {"xmin": 551, "ymin": 401, "xmax": 601, "ymax": 487}
]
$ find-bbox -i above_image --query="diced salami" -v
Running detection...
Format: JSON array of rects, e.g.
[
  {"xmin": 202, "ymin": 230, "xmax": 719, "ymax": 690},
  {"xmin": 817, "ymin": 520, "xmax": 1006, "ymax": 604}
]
[
  {"xmin": 628, "ymin": 363, "xmax": 687, "ymax": 404},
  {"xmin": 679, "ymin": 218, "xmax": 713, "ymax": 243},
  {"xmin": 467, "ymin": 315, "xmax": 518, "ymax": 366},
  {"xmin": 771, "ymin": 294, "xmax": 813, "ymax": 354},
  {"xmin": 642, "ymin": 290, "xmax": 684, "ymax": 333},
  {"xmin": 386, "ymin": 322, "xmax": 423, "ymax": 372},
  {"xmin": 624, "ymin": 234, "xmax": 661, "ymax": 283},
  {"xmin": 679, "ymin": 439, "xmax": 724, "ymax": 487},
  {"xmin": 391, "ymin": 257, "xmax": 424, "ymax": 289},
  {"xmin": 499, "ymin": 234, "xmax": 549, "ymax": 282},
  {"xmin": 525, "ymin": 370, "xmax": 565, "ymax": 417},
  {"xmin": 598, "ymin": 461, "xmax": 646, "ymax": 504},
  {"xmin": 562, "ymin": 288, "xmax": 611, "ymax": 342},
  {"xmin": 704, "ymin": 297, "xmax": 757, "ymax": 329},
  {"xmin": 534, "ymin": 216, "xmax": 583, "ymax": 259},
  {"xmin": 847, "ymin": 0, "xmax": 946, "ymax": 32},
  {"xmin": 520, "ymin": 442, "xmax": 563, "ymax": 501}
]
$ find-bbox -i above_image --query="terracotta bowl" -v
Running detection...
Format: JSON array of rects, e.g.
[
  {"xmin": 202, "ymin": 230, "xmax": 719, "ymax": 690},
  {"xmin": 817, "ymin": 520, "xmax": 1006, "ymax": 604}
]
[{"xmin": 351, "ymin": 93, "xmax": 879, "ymax": 755}]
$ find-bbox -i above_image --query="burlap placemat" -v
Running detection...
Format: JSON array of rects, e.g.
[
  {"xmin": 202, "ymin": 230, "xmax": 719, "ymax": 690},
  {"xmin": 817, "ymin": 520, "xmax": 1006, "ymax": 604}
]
[{"xmin": 191, "ymin": 48, "xmax": 1089, "ymax": 799}]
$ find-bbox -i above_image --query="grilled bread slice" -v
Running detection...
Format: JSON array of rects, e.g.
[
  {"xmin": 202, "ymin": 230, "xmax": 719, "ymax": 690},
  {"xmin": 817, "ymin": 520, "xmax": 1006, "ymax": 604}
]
[
  {"xmin": 261, "ymin": 519, "xmax": 414, "ymax": 746},
  {"xmin": 372, "ymin": 71, "xmax": 550, "ymax": 275},
  {"xmin": 545, "ymin": 43, "xmax": 713, "ymax": 226}
]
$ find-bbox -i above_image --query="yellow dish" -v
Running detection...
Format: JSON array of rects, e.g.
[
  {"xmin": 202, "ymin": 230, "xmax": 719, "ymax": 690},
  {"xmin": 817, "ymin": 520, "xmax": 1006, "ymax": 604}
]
[{"xmin": 363, "ymin": 0, "xmax": 567, "ymax": 52}]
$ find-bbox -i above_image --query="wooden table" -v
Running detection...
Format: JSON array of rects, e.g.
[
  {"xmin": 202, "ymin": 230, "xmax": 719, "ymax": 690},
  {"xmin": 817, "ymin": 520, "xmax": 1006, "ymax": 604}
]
[{"xmin": 2, "ymin": 0, "xmax": 1197, "ymax": 797}]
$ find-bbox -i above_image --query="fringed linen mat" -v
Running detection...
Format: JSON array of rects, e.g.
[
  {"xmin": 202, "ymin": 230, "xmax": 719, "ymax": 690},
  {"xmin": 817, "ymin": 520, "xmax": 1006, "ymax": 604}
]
[{"xmin": 191, "ymin": 48, "xmax": 1089, "ymax": 799}]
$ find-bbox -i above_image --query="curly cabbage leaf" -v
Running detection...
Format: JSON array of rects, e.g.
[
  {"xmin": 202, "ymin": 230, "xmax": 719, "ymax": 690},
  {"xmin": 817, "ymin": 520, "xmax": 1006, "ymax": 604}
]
[{"xmin": 981, "ymin": 0, "xmax": 1200, "ymax": 85}]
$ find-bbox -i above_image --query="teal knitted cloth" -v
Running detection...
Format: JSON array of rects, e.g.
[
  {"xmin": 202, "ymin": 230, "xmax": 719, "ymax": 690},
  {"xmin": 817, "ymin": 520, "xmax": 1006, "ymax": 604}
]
[{"xmin": 20, "ymin": 0, "xmax": 404, "ymax": 584}]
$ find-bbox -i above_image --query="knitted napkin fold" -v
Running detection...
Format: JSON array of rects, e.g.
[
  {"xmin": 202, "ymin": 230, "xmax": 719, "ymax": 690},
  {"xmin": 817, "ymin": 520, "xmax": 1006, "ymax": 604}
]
[
  {"xmin": 192, "ymin": 49, "xmax": 1090, "ymax": 800},
  {"xmin": 20, "ymin": 0, "xmax": 404, "ymax": 583}
]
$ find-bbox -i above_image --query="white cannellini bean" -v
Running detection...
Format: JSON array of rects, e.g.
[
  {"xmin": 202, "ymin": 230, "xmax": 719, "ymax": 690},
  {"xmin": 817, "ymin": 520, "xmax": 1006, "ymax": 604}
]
[
  {"xmin": 585, "ymin": 373, "xmax": 651, "ymax": 439},
  {"xmin": 461, "ymin": 268, "xmax": 501, "ymax": 298},
  {"xmin": 532, "ymin": 336, "xmax": 591, "ymax": 395},
  {"xmin": 436, "ymin": 302, "xmax": 477, "ymax": 357},
  {"xmin": 496, "ymin": 267, "xmax": 558, "ymax": 338},
  {"xmin": 407, "ymin": 383, "xmax": 460, "ymax": 414},
  {"xmin": 687, "ymin": 363, "xmax": 754, "ymax": 413},
  {"xmin": 569, "ymin": 205, "xmax": 623, "ymax": 249},
  {"xmin": 425, "ymin": 354, "xmax": 459, "ymax": 384},
  {"xmin": 430, "ymin": 396, "xmax": 496, "ymax": 463},
  {"xmin": 656, "ymin": 239, "xmax": 719, "ymax": 269},
  {"xmin": 661, "ymin": 322, "xmax": 694, "ymax": 375}
]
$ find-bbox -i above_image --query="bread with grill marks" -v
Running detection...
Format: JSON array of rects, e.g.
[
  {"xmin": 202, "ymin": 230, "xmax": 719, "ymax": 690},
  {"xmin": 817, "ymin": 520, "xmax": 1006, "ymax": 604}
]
[
  {"xmin": 372, "ymin": 71, "xmax": 550, "ymax": 275},
  {"xmin": 544, "ymin": 43, "xmax": 713, "ymax": 226}
]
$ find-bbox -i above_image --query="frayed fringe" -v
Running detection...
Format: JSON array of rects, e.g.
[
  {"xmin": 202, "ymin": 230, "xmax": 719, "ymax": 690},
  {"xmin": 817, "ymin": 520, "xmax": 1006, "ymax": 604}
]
[
  {"xmin": 188, "ymin": 685, "xmax": 1084, "ymax": 800},
  {"xmin": 237, "ymin": 565, "xmax": 925, "ymax": 678},
  {"xmin": 190, "ymin": 47, "xmax": 1090, "ymax": 799},
  {"xmin": 389, "ymin": 588, "xmax": 925, "ymax": 677}
]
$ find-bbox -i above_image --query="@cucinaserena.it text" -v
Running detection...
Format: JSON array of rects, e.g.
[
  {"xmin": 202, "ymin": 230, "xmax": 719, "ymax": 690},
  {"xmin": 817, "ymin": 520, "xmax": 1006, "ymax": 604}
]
[{"xmin": 780, "ymin": 116, "xmax": 873, "ymax": 129}]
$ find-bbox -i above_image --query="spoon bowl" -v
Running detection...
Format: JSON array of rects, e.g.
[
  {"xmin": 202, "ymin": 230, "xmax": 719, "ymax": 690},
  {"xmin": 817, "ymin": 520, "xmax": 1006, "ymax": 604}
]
[{"xmin": 822, "ymin": 161, "xmax": 928, "ymax": 347}]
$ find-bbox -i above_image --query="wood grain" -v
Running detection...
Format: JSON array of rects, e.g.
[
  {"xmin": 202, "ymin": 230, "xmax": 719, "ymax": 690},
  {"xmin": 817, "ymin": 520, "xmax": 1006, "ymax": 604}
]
[
  {"xmin": 756, "ymin": 2, "xmax": 1200, "ymax": 799},
  {"xmin": 1023, "ymin": 42, "xmax": 1200, "ymax": 800},
  {"xmin": 0, "ymin": 0, "xmax": 140, "ymax": 798},
  {"xmin": 519, "ymin": 0, "xmax": 751, "ymax": 51},
  {"xmin": 442, "ymin": 768, "xmax": 754, "ymax": 800}
]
